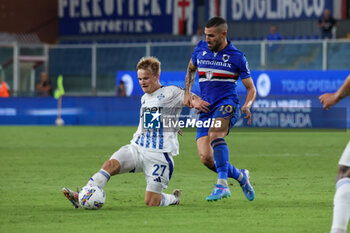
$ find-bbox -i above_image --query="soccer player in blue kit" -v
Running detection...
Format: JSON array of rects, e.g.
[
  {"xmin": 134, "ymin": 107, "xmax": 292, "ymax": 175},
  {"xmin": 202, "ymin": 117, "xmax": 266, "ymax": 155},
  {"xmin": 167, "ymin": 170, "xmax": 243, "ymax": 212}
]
[{"xmin": 184, "ymin": 17, "xmax": 257, "ymax": 201}]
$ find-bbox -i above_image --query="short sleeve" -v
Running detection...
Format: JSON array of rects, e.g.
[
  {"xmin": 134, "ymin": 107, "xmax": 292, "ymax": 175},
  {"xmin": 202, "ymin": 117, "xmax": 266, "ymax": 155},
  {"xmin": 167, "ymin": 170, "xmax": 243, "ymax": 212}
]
[
  {"xmin": 169, "ymin": 86, "xmax": 185, "ymax": 108},
  {"xmin": 238, "ymin": 55, "xmax": 251, "ymax": 79}
]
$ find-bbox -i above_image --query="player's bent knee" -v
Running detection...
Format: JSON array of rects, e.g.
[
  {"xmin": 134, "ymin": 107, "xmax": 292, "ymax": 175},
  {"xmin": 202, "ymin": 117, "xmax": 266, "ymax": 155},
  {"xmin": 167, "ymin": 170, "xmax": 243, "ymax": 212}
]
[{"xmin": 101, "ymin": 159, "xmax": 120, "ymax": 176}]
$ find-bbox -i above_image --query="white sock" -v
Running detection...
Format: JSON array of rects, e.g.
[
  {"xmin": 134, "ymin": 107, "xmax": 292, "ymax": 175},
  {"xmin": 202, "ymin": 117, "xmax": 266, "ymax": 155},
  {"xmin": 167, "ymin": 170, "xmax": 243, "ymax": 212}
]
[
  {"xmin": 330, "ymin": 178, "xmax": 350, "ymax": 233},
  {"xmin": 217, "ymin": 179, "xmax": 228, "ymax": 187},
  {"xmin": 159, "ymin": 193, "xmax": 177, "ymax": 206},
  {"xmin": 87, "ymin": 169, "xmax": 111, "ymax": 188}
]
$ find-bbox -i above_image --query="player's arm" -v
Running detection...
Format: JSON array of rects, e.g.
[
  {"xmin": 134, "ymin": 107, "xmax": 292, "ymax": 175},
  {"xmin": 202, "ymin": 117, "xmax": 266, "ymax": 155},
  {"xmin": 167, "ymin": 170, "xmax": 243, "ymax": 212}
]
[
  {"xmin": 191, "ymin": 94, "xmax": 210, "ymax": 113},
  {"xmin": 319, "ymin": 74, "xmax": 350, "ymax": 110},
  {"xmin": 184, "ymin": 59, "xmax": 198, "ymax": 108},
  {"xmin": 241, "ymin": 77, "xmax": 257, "ymax": 125}
]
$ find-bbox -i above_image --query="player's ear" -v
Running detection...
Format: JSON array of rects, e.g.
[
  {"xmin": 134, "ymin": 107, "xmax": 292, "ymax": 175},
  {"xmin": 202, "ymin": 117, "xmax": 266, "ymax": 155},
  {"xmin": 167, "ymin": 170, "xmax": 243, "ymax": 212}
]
[{"xmin": 222, "ymin": 30, "xmax": 227, "ymax": 38}]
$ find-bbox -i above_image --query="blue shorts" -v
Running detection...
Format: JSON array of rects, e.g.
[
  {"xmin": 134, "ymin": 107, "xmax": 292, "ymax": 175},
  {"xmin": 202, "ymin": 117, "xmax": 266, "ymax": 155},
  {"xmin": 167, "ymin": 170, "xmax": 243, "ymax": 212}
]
[{"xmin": 196, "ymin": 99, "xmax": 241, "ymax": 140}]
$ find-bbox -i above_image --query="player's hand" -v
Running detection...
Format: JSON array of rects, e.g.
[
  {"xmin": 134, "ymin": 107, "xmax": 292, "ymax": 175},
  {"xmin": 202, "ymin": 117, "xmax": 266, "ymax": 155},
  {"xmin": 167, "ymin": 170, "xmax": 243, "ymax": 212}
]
[
  {"xmin": 319, "ymin": 93, "xmax": 339, "ymax": 110},
  {"xmin": 184, "ymin": 92, "xmax": 193, "ymax": 108},
  {"xmin": 192, "ymin": 97, "xmax": 210, "ymax": 113},
  {"xmin": 178, "ymin": 129, "xmax": 183, "ymax": 136},
  {"xmin": 241, "ymin": 106, "xmax": 252, "ymax": 125}
]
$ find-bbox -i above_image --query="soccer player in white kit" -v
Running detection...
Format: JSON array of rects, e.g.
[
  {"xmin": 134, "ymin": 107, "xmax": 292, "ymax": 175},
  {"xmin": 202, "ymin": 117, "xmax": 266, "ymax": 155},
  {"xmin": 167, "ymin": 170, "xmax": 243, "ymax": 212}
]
[
  {"xmin": 319, "ymin": 74, "xmax": 350, "ymax": 233},
  {"xmin": 62, "ymin": 56, "xmax": 208, "ymax": 207}
]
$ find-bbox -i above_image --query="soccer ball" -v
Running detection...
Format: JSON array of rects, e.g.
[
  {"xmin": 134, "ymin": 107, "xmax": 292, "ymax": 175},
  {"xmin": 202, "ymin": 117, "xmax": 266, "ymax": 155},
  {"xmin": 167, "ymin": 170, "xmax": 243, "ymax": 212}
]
[{"xmin": 78, "ymin": 185, "xmax": 106, "ymax": 210}]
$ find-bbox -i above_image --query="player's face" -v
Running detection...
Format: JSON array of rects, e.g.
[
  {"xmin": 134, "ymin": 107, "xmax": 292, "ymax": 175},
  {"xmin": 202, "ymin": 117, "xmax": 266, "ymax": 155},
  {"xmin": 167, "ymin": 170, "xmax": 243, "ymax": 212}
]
[
  {"xmin": 137, "ymin": 69, "xmax": 160, "ymax": 94},
  {"xmin": 205, "ymin": 26, "xmax": 225, "ymax": 52}
]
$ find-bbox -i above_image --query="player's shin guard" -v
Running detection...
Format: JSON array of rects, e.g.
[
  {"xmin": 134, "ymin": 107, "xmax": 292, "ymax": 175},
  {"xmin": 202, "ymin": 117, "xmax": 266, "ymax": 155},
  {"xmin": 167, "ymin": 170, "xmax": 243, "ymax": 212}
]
[
  {"xmin": 211, "ymin": 138, "xmax": 229, "ymax": 182},
  {"xmin": 87, "ymin": 169, "xmax": 111, "ymax": 188},
  {"xmin": 330, "ymin": 178, "xmax": 350, "ymax": 233}
]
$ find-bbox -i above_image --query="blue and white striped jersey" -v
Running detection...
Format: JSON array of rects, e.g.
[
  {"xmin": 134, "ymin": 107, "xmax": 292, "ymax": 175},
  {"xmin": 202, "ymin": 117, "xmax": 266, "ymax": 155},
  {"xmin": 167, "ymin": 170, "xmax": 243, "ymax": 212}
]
[{"xmin": 131, "ymin": 86, "xmax": 184, "ymax": 156}]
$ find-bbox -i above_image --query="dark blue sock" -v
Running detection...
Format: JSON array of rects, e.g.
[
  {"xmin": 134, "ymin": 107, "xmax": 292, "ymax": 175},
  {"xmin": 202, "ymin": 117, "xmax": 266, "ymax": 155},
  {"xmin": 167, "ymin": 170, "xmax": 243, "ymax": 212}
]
[
  {"xmin": 211, "ymin": 138, "xmax": 241, "ymax": 180},
  {"xmin": 211, "ymin": 138, "xmax": 229, "ymax": 180},
  {"xmin": 227, "ymin": 162, "xmax": 241, "ymax": 180}
]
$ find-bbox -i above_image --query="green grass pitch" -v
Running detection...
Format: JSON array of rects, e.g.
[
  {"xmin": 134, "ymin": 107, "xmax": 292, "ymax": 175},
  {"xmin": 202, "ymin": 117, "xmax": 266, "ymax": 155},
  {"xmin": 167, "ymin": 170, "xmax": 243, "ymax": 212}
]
[{"xmin": 1, "ymin": 126, "xmax": 349, "ymax": 233}]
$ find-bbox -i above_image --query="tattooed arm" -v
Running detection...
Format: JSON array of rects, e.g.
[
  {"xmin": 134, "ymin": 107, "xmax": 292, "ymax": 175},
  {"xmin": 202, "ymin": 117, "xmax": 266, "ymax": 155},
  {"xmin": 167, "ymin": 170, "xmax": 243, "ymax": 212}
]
[{"xmin": 184, "ymin": 59, "xmax": 198, "ymax": 108}]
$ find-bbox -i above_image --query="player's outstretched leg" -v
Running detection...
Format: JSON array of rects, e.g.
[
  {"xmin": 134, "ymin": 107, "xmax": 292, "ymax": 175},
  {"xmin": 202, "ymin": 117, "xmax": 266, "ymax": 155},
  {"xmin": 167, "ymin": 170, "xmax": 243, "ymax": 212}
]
[
  {"xmin": 206, "ymin": 184, "xmax": 231, "ymax": 201},
  {"xmin": 62, "ymin": 187, "xmax": 80, "ymax": 208},
  {"xmin": 239, "ymin": 169, "xmax": 255, "ymax": 201},
  {"xmin": 62, "ymin": 163, "xmax": 112, "ymax": 209}
]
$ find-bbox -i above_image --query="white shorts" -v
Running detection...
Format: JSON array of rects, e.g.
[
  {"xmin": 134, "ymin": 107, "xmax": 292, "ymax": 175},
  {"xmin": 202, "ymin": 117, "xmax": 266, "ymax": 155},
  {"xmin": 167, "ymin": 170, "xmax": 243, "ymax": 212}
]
[
  {"xmin": 110, "ymin": 144, "xmax": 174, "ymax": 194},
  {"xmin": 339, "ymin": 141, "xmax": 350, "ymax": 167}
]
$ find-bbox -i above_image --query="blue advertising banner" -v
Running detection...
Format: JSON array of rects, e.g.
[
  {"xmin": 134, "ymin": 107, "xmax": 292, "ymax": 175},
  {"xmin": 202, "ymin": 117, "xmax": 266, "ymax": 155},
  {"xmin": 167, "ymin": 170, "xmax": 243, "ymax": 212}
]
[
  {"xmin": 1, "ymin": 70, "xmax": 348, "ymax": 127},
  {"xmin": 117, "ymin": 70, "xmax": 350, "ymax": 97},
  {"xmin": 0, "ymin": 96, "xmax": 348, "ymax": 128},
  {"xmin": 206, "ymin": 0, "xmax": 333, "ymax": 22},
  {"xmin": 0, "ymin": 97, "xmax": 141, "ymax": 126},
  {"xmin": 250, "ymin": 70, "xmax": 350, "ymax": 97},
  {"xmin": 59, "ymin": 0, "xmax": 197, "ymax": 35},
  {"xmin": 239, "ymin": 95, "xmax": 349, "ymax": 129}
]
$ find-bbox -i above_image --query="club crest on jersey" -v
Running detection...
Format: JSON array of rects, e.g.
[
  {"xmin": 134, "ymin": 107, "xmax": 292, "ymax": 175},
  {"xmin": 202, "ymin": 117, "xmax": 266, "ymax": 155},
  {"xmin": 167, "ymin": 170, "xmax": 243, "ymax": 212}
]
[
  {"xmin": 157, "ymin": 93, "xmax": 165, "ymax": 101},
  {"xmin": 223, "ymin": 54, "xmax": 230, "ymax": 62},
  {"xmin": 206, "ymin": 71, "xmax": 213, "ymax": 79}
]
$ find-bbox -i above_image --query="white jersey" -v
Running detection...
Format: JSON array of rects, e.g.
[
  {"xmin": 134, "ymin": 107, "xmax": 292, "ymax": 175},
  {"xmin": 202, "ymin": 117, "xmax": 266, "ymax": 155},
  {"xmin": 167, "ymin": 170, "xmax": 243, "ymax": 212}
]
[{"xmin": 131, "ymin": 86, "xmax": 185, "ymax": 155}]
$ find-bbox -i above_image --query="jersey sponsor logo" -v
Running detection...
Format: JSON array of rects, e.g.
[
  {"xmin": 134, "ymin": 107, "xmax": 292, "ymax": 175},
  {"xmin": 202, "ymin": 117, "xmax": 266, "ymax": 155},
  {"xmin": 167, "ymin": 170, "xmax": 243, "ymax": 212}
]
[
  {"xmin": 198, "ymin": 59, "xmax": 232, "ymax": 68},
  {"xmin": 141, "ymin": 106, "xmax": 163, "ymax": 118}
]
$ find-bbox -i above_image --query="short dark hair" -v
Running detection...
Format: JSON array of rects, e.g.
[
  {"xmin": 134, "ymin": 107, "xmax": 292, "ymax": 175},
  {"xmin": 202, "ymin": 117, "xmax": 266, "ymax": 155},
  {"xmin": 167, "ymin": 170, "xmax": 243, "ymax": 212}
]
[{"xmin": 205, "ymin": 17, "xmax": 227, "ymax": 28}]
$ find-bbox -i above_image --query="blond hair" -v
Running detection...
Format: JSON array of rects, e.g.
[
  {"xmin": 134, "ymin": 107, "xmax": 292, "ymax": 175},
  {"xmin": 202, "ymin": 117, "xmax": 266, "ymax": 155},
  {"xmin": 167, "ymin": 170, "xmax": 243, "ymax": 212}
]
[{"xmin": 136, "ymin": 56, "xmax": 161, "ymax": 76}]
